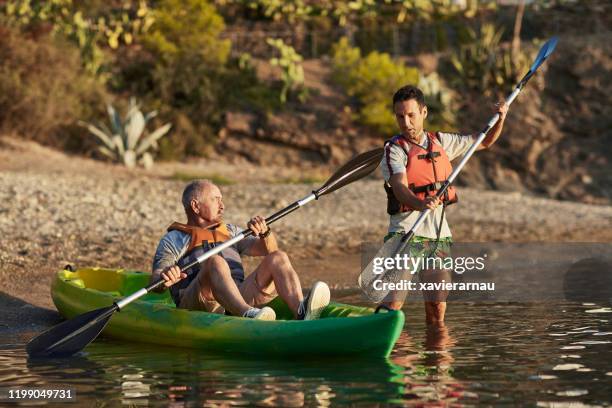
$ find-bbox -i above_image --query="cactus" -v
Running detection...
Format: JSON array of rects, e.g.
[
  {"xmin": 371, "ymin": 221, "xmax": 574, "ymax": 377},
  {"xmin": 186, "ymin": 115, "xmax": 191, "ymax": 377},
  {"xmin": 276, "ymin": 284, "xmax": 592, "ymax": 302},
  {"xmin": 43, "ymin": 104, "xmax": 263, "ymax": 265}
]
[
  {"xmin": 80, "ymin": 98, "xmax": 172, "ymax": 169},
  {"xmin": 418, "ymin": 72, "xmax": 455, "ymax": 128},
  {"xmin": 267, "ymin": 38, "xmax": 307, "ymax": 104},
  {"xmin": 2, "ymin": 0, "xmax": 154, "ymax": 75},
  {"xmin": 451, "ymin": 23, "xmax": 532, "ymax": 94}
]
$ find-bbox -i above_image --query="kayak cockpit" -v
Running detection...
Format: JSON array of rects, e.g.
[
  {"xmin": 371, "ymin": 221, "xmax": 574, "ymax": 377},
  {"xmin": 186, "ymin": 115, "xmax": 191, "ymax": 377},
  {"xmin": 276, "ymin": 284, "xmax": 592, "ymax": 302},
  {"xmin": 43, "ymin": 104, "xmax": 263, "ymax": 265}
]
[{"xmin": 57, "ymin": 267, "xmax": 375, "ymax": 320}]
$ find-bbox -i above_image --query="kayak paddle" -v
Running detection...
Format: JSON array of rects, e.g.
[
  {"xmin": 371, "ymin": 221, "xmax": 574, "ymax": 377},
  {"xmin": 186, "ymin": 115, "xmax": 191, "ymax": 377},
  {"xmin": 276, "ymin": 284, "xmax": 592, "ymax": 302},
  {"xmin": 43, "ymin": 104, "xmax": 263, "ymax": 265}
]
[
  {"xmin": 26, "ymin": 147, "xmax": 384, "ymax": 358},
  {"xmin": 358, "ymin": 36, "xmax": 559, "ymax": 302}
]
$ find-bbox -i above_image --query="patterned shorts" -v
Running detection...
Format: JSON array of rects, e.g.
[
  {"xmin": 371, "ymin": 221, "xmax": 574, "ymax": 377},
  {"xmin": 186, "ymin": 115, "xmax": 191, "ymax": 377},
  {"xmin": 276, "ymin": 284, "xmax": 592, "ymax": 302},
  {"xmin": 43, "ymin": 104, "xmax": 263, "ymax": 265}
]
[{"xmin": 382, "ymin": 233, "xmax": 453, "ymax": 304}]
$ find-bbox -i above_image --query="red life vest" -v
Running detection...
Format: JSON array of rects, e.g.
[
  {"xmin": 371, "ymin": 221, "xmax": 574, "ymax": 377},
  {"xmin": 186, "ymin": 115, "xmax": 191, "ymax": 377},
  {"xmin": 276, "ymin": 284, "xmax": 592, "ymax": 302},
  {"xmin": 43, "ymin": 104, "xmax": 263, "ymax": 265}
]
[
  {"xmin": 167, "ymin": 222, "xmax": 231, "ymax": 252},
  {"xmin": 384, "ymin": 132, "xmax": 458, "ymax": 214}
]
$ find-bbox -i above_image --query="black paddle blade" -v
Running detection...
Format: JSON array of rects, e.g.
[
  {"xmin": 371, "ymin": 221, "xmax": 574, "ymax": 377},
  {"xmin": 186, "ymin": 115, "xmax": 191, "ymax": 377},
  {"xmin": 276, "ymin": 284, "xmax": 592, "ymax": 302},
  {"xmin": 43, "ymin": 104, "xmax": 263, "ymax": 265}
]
[
  {"xmin": 315, "ymin": 148, "xmax": 384, "ymax": 197},
  {"xmin": 26, "ymin": 306, "xmax": 116, "ymax": 358}
]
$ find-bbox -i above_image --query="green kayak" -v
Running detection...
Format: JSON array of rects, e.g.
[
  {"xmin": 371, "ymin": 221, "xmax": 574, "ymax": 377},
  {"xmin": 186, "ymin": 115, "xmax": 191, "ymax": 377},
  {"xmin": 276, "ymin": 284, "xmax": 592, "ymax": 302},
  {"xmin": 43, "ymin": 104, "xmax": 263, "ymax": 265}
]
[{"xmin": 51, "ymin": 267, "xmax": 404, "ymax": 358}]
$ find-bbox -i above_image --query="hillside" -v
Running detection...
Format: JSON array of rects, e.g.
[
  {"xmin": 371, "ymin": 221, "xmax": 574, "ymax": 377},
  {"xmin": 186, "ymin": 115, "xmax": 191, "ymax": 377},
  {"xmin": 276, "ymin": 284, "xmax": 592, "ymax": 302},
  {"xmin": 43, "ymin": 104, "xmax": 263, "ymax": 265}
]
[{"xmin": 218, "ymin": 33, "xmax": 611, "ymax": 205}]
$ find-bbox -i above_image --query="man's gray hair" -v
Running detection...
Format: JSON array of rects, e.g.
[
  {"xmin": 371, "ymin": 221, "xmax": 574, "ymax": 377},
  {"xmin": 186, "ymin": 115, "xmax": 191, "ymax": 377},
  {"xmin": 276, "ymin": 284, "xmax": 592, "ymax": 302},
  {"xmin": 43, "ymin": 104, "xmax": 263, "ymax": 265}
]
[{"xmin": 182, "ymin": 180, "xmax": 214, "ymax": 214}]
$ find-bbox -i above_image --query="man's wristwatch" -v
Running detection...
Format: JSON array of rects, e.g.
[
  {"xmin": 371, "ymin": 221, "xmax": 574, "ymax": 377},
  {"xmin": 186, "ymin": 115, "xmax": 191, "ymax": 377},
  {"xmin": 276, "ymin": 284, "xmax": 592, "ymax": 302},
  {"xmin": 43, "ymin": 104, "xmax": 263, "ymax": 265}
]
[{"xmin": 259, "ymin": 227, "xmax": 271, "ymax": 239}]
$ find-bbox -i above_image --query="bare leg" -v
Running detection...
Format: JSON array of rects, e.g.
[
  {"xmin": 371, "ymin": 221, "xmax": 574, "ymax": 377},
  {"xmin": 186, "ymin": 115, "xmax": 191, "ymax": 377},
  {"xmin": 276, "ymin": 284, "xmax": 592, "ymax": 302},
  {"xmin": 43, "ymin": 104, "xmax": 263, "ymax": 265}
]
[
  {"xmin": 383, "ymin": 300, "xmax": 404, "ymax": 310},
  {"xmin": 251, "ymin": 250, "xmax": 303, "ymax": 317},
  {"xmin": 420, "ymin": 268, "xmax": 450, "ymax": 326},
  {"xmin": 381, "ymin": 270, "xmax": 410, "ymax": 311},
  {"xmin": 424, "ymin": 301, "xmax": 446, "ymax": 326},
  {"xmin": 201, "ymin": 255, "xmax": 251, "ymax": 316}
]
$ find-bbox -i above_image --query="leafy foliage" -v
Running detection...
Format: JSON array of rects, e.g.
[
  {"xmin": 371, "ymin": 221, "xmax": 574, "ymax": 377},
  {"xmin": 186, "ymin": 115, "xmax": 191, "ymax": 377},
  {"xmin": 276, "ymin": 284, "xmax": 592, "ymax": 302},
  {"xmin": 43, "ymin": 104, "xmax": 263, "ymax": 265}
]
[
  {"xmin": 394, "ymin": 0, "xmax": 495, "ymax": 23},
  {"xmin": 80, "ymin": 98, "xmax": 172, "ymax": 168},
  {"xmin": 331, "ymin": 37, "xmax": 419, "ymax": 135},
  {"xmin": 267, "ymin": 38, "xmax": 307, "ymax": 104},
  {"xmin": 142, "ymin": 0, "xmax": 230, "ymax": 125},
  {"xmin": 222, "ymin": 53, "xmax": 283, "ymax": 113},
  {"xmin": 450, "ymin": 23, "xmax": 532, "ymax": 94},
  {"xmin": 0, "ymin": 26, "xmax": 107, "ymax": 147},
  {"xmin": 1, "ymin": 0, "xmax": 154, "ymax": 76},
  {"xmin": 214, "ymin": 0, "xmax": 492, "ymax": 26}
]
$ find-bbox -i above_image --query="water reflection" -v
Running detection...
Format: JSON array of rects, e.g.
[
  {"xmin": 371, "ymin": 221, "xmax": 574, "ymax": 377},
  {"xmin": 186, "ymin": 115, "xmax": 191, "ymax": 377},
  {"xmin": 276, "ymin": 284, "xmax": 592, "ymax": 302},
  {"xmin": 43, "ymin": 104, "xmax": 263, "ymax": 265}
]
[
  {"xmin": 12, "ymin": 344, "xmax": 408, "ymax": 406},
  {"xmin": 388, "ymin": 324, "xmax": 468, "ymax": 405}
]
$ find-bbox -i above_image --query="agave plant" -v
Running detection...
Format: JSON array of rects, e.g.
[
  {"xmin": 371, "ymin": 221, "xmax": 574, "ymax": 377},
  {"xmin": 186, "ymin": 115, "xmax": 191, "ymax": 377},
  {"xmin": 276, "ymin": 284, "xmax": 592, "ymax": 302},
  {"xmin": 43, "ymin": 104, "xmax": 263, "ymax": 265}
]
[
  {"xmin": 80, "ymin": 98, "xmax": 171, "ymax": 168},
  {"xmin": 419, "ymin": 72, "xmax": 456, "ymax": 128}
]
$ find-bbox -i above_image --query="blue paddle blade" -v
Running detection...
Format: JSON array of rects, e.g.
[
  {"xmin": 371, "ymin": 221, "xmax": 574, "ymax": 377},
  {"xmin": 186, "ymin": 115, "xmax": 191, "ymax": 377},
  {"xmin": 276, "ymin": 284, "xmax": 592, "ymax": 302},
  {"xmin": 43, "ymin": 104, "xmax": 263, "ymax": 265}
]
[{"xmin": 529, "ymin": 36, "xmax": 559, "ymax": 73}]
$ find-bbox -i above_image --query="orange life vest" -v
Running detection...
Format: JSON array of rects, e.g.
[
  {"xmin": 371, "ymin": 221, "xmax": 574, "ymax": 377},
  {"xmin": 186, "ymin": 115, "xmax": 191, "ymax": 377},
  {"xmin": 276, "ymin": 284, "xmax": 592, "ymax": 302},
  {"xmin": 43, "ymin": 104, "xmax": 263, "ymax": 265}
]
[
  {"xmin": 167, "ymin": 222, "xmax": 231, "ymax": 252},
  {"xmin": 166, "ymin": 222, "xmax": 242, "ymax": 306},
  {"xmin": 384, "ymin": 132, "xmax": 458, "ymax": 214}
]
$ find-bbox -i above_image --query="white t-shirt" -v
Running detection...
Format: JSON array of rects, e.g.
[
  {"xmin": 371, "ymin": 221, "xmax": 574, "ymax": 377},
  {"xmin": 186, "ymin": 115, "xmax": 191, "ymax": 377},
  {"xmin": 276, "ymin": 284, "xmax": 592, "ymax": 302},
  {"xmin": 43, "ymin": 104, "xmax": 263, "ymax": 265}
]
[{"xmin": 380, "ymin": 131, "xmax": 474, "ymax": 239}]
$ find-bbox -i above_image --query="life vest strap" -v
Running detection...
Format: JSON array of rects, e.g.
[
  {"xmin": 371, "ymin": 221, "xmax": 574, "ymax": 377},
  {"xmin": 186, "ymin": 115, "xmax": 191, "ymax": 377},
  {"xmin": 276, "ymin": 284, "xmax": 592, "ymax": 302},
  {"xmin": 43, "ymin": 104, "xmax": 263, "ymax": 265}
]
[
  {"xmin": 409, "ymin": 181, "xmax": 447, "ymax": 194},
  {"xmin": 417, "ymin": 151, "xmax": 441, "ymax": 161}
]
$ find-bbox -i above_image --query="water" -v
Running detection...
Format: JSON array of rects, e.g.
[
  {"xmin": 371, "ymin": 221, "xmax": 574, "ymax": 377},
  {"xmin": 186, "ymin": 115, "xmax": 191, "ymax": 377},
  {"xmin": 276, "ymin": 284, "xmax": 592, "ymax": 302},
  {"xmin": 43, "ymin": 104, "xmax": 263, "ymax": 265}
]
[{"xmin": 1, "ymin": 300, "xmax": 611, "ymax": 406}]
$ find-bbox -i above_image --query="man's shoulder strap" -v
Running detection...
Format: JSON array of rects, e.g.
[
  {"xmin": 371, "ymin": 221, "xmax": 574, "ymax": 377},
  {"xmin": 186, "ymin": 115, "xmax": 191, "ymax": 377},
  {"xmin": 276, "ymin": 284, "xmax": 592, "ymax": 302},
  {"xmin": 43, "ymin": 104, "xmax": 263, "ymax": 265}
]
[
  {"xmin": 384, "ymin": 134, "xmax": 409, "ymax": 157},
  {"xmin": 426, "ymin": 131, "xmax": 442, "ymax": 144}
]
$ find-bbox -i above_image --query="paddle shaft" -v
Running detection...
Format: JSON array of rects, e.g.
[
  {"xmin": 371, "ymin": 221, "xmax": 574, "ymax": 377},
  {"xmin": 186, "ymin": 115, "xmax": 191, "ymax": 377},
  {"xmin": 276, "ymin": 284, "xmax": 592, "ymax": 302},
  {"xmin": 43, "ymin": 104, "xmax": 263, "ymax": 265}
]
[{"xmin": 114, "ymin": 193, "xmax": 317, "ymax": 309}]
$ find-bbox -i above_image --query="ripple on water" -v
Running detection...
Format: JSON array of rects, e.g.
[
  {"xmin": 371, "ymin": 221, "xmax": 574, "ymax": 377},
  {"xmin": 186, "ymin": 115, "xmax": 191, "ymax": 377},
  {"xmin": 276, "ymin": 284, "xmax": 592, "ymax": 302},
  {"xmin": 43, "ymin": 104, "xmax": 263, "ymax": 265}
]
[
  {"xmin": 553, "ymin": 364, "xmax": 584, "ymax": 371},
  {"xmin": 528, "ymin": 375, "xmax": 558, "ymax": 380},
  {"xmin": 571, "ymin": 340, "xmax": 612, "ymax": 345},
  {"xmin": 585, "ymin": 308, "xmax": 612, "ymax": 313},
  {"xmin": 555, "ymin": 389, "xmax": 589, "ymax": 397}
]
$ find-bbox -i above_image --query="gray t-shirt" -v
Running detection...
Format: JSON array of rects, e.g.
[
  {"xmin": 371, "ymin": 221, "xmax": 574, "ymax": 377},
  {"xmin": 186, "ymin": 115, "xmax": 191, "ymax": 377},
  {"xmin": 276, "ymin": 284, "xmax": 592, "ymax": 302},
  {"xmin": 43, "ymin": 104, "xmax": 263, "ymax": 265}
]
[
  {"xmin": 151, "ymin": 223, "xmax": 258, "ymax": 283},
  {"xmin": 380, "ymin": 131, "xmax": 473, "ymax": 239}
]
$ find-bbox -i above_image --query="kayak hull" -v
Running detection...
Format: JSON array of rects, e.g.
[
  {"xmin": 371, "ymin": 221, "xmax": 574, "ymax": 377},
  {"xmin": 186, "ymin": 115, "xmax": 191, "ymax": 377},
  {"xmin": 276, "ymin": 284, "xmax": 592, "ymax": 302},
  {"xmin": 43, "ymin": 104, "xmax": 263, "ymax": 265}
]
[{"xmin": 51, "ymin": 268, "xmax": 404, "ymax": 358}]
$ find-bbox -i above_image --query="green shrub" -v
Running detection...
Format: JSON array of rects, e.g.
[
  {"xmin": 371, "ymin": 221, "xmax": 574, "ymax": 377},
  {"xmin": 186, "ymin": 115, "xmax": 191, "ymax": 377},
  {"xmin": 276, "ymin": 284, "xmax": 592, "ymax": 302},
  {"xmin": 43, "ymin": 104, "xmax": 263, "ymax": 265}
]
[
  {"xmin": 2, "ymin": 0, "xmax": 104, "ymax": 75},
  {"xmin": 450, "ymin": 23, "xmax": 532, "ymax": 94},
  {"xmin": 331, "ymin": 37, "xmax": 419, "ymax": 135},
  {"xmin": 221, "ymin": 54, "xmax": 283, "ymax": 113},
  {"xmin": 330, "ymin": 37, "xmax": 363, "ymax": 90},
  {"xmin": 0, "ymin": 26, "xmax": 107, "ymax": 149},
  {"xmin": 157, "ymin": 113, "xmax": 213, "ymax": 160},
  {"xmin": 2, "ymin": 0, "xmax": 155, "ymax": 77},
  {"xmin": 138, "ymin": 0, "xmax": 230, "ymax": 152},
  {"xmin": 143, "ymin": 0, "xmax": 230, "ymax": 111}
]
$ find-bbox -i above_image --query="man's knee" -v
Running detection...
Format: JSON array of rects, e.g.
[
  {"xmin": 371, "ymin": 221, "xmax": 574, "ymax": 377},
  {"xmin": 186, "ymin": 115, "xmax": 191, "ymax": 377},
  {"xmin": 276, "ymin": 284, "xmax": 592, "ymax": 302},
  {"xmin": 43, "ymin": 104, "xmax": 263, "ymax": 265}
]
[
  {"xmin": 200, "ymin": 255, "xmax": 230, "ymax": 281},
  {"xmin": 205, "ymin": 255, "xmax": 228, "ymax": 269},
  {"xmin": 266, "ymin": 250, "xmax": 290, "ymax": 268},
  {"xmin": 384, "ymin": 301, "xmax": 404, "ymax": 311}
]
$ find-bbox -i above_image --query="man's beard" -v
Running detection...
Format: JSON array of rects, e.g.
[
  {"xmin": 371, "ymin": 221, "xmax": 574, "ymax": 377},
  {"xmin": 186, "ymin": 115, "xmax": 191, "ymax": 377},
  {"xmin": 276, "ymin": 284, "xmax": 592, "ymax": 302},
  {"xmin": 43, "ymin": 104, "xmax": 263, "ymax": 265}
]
[{"xmin": 404, "ymin": 129, "xmax": 419, "ymax": 142}]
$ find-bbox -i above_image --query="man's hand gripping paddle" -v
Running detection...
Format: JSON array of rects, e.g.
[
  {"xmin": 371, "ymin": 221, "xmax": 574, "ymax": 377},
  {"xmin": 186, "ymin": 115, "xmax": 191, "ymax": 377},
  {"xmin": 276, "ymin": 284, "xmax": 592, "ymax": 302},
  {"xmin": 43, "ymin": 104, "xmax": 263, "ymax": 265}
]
[
  {"xmin": 358, "ymin": 37, "xmax": 559, "ymax": 303},
  {"xmin": 26, "ymin": 148, "xmax": 383, "ymax": 358}
]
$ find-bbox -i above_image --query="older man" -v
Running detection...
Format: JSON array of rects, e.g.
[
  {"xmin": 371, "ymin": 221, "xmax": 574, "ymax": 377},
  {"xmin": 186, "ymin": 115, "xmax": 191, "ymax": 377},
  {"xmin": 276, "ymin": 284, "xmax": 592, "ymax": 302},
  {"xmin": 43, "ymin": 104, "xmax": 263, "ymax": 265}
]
[{"xmin": 151, "ymin": 180, "xmax": 330, "ymax": 320}]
